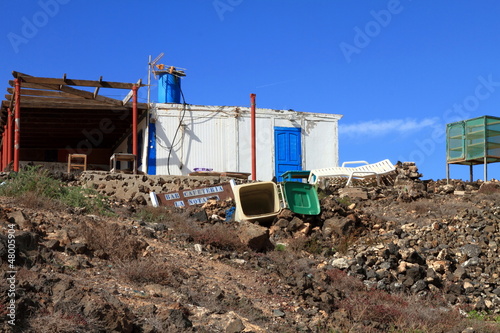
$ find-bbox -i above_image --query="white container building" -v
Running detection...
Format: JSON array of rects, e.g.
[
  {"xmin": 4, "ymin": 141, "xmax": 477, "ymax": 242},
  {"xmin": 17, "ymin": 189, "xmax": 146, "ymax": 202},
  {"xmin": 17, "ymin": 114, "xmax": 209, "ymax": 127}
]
[{"xmin": 118, "ymin": 103, "xmax": 342, "ymax": 181}]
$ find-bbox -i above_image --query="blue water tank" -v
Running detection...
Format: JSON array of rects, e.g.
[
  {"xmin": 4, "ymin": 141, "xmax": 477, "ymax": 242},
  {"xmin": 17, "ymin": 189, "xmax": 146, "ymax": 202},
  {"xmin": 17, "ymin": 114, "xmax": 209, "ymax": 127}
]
[{"xmin": 158, "ymin": 73, "xmax": 181, "ymax": 103}]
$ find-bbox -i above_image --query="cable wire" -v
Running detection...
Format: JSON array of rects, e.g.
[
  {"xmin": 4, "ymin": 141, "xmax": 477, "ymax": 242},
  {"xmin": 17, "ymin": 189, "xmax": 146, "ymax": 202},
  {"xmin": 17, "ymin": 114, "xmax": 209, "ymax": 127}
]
[{"xmin": 166, "ymin": 76, "xmax": 187, "ymax": 175}]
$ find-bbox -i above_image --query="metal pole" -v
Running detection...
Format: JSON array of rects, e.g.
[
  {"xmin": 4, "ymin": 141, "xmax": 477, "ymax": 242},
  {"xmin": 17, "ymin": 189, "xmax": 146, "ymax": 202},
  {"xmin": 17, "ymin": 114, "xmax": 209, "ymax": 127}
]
[
  {"xmin": 250, "ymin": 93, "xmax": 256, "ymax": 180},
  {"xmin": 469, "ymin": 164, "xmax": 473, "ymax": 182},
  {"xmin": 483, "ymin": 117, "xmax": 488, "ymax": 181},
  {"xmin": 132, "ymin": 85, "xmax": 138, "ymax": 172},
  {"xmin": 14, "ymin": 78, "xmax": 20, "ymax": 172},
  {"xmin": 446, "ymin": 163, "xmax": 449, "ymax": 184},
  {"xmin": 484, "ymin": 156, "xmax": 487, "ymax": 182},
  {"xmin": 147, "ymin": 55, "xmax": 151, "ymax": 105}
]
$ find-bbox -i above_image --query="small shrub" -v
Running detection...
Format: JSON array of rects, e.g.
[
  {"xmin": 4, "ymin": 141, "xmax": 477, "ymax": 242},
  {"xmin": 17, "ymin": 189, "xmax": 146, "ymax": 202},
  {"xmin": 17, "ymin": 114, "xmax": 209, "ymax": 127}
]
[
  {"xmin": 133, "ymin": 206, "xmax": 173, "ymax": 223},
  {"xmin": 274, "ymin": 243, "xmax": 287, "ymax": 251},
  {"xmin": 303, "ymin": 238, "xmax": 324, "ymax": 255},
  {"xmin": 118, "ymin": 257, "xmax": 185, "ymax": 287},
  {"xmin": 189, "ymin": 224, "xmax": 247, "ymax": 252},
  {"xmin": 287, "ymin": 236, "xmax": 329, "ymax": 255},
  {"xmin": 339, "ymin": 290, "xmax": 408, "ymax": 324},
  {"xmin": 27, "ymin": 310, "xmax": 98, "ymax": 333},
  {"xmin": 0, "ymin": 166, "xmax": 61, "ymax": 198},
  {"xmin": 11, "ymin": 190, "xmax": 64, "ymax": 211},
  {"xmin": 325, "ymin": 268, "xmax": 365, "ymax": 294},
  {"xmin": 467, "ymin": 310, "xmax": 500, "ymax": 324},
  {"xmin": 79, "ymin": 220, "xmax": 146, "ymax": 261},
  {"xmin": 468, "ymin": 310, "xmax": 487, "ymax": 321},
  {"xmin": 408, "ymin": 201, "xmax": 430, "ymax": 215},
  {"xmin": 336, "ymin": 196, "xmax": 352, "ymax": 207},
  {"xmin": 60, "ymin": 186, "xmax": 113, "ymax": 216},
  {"xmin": 333, "ymin": 233, "xmax": 359, "ymax": 255},
  {"xmin": 286, "ymin": 236, "xmax": 308, "ymax": 253}
]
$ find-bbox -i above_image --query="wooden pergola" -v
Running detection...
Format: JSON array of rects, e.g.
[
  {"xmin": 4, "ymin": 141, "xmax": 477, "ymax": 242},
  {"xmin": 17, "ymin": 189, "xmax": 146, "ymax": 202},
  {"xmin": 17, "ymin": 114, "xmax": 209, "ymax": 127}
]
[{"xmin": 0, "ymin": 71, "xmax": 148, "ymax": 172}]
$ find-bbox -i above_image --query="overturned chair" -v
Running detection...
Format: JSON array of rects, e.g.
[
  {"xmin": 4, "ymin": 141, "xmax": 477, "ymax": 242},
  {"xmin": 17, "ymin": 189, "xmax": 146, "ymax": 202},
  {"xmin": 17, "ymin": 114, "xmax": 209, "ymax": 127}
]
[{"xmin": 308, "ymin": 159, "xmax": 396, "ymax": 187}]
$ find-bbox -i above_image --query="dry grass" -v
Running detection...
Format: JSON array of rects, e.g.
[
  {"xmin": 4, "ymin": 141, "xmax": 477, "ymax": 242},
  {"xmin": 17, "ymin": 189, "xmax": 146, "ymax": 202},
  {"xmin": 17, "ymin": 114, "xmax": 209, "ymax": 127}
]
[
  {"xmin": 25, "ymin": 310, "xmax": 100, "ymax": 333},
  {"xmin": 404, "ymin": 198, "xmax": 462, "ymax": 216},
  {"xmin": 118, "ymin": 257, "xmax": 186, "ymax": 287},
  {"xmin": 9, "ymin": 190, "xmax": 65, "ymax": 211},
  {"xmin": 325, "ymin": 268, "xmax": 365, "ymax": 294},
  {"xmin": 134, "ymin": 205, "xmax": 248, "ymax": 252},
  {"xmin": 286, "ymin": 236, "xmax": 330, "ymax": 255},
  {"xmin": 133, "ymin": 206, "xmax": 182, "ymax": 224},
  {"xmin": 319, "ymin": 269, "xmax": 500, "ymax": 332},
  {"xmin": 0, "ymin": 166, "xmax": 112, "ymax": 215},
  {"xmin": 478, "ymin": 182, "xmax": 500, "ymax": 195},
  {"xmin": 188, "ymin": 223, "xmax": 248, "ymax": 252},
  {"xmin": 79, "ymin": 219, "xmax": 146, "ymax": 261},
  {"xmin": 333, "ymin": 233, "xmax": 360, "ymax": 255}
]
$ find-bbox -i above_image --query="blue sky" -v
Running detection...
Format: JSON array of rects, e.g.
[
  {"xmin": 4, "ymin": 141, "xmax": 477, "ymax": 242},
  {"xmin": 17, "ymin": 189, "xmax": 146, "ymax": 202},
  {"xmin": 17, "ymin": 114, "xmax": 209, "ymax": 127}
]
[{"xmin": 1, "ymin": 0, "xmax": 500, "ymax": 181}]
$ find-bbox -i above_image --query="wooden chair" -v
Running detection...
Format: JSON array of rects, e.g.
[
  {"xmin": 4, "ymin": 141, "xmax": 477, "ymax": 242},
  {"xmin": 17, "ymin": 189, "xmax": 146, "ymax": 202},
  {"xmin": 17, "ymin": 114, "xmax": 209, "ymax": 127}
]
[
  {"xmin": 110, "ymin": 153, "xmax": 136, "ymax": 174},
  {"xmin": 67, "ymin": 154, "xmax": 87, "ymax": 173}
]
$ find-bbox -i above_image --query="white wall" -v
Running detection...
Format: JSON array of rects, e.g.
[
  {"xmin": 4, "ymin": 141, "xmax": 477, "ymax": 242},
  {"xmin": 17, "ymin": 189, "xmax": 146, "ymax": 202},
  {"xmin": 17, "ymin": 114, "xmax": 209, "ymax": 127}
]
[
  {"xmin": 147, "ymin": 104, "xmax": 342, "ymax": 179},
  {"xmin": 304, "ymin": 118, "xmax": 339, "ymax": 170}
]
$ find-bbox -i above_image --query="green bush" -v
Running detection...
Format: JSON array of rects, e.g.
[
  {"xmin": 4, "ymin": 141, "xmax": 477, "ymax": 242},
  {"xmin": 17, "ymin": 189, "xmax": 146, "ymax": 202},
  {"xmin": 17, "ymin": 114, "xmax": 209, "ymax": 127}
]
[
  {"xmin": 0, "ymin": 166, "xmax": 61, "ymax": 198},
  {"xmin": 0, "ymin": 166, "xmax": 112, "ymax": 215},
  {"xmin": 274, "ymin": 243, "xmax": 287, "ymax": 252}
]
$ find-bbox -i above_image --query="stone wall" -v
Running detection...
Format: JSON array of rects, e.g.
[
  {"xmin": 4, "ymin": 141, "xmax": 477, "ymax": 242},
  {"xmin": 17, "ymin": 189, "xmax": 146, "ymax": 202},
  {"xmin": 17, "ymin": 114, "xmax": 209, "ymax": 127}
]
[{"xmin": 78, "ymin": 171, "xmax": 243, "ymax": 205}]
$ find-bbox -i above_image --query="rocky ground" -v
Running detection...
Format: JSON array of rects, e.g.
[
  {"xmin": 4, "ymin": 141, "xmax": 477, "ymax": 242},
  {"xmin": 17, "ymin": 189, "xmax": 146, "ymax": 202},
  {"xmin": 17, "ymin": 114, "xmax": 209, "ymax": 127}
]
[{"xmin": 0, "ymin": 163, "xmax": 499, "ymax": 332}]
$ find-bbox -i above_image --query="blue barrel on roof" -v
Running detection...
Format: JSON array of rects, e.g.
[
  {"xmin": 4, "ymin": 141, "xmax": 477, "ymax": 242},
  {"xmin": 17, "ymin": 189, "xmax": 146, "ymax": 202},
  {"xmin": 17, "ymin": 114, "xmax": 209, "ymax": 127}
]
[{"xmin": 158, "ymin": 73, "xmax": 181, "ymax": 103}]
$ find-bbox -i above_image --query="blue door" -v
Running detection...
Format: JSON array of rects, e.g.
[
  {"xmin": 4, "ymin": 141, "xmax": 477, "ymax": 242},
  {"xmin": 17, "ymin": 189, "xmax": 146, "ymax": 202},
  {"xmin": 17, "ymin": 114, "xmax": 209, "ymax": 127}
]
[{"xmin": 274, "ymin": 127, "xmax": 302, "ymax": 182}]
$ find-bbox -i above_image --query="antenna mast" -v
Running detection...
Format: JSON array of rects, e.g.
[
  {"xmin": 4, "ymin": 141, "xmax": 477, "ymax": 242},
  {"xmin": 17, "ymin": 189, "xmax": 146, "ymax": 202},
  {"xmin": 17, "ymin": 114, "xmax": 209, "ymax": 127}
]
[{"xmin": 147, "ymin": 52, "xmax": 164, "ymax": 105}]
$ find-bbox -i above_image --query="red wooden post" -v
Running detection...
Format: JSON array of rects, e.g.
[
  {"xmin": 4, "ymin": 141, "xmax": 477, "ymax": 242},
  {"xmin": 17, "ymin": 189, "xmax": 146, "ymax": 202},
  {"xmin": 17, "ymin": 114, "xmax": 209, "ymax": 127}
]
[
  {"xmin": 250, "ymin": 93, "xmax": 256, "ymax": 180},
  {"xmin": 1, "ymin": 128, "xmax": 5, "ymax": 171},
  {"xmin": 7, "ymin": 108, "xmax": 13, "ymax": 166},
  {"xmin": 132, "ymin": 85, "xmax": 138, "ymax": 172},
  {"xmin": 14, "ymin": 78, "xmax": 21, "ymax": 172}
]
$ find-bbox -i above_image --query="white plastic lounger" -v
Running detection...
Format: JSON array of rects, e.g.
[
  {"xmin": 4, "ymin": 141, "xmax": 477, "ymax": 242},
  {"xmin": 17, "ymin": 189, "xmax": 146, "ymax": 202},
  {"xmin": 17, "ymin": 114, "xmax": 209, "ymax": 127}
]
[
  {"xmin": 308, "ymin": 166, "xmax": 356, "ymax": 185},
  {"xmin": 308, "ymin": 159, "xmax": 396, "ymax": 187}
]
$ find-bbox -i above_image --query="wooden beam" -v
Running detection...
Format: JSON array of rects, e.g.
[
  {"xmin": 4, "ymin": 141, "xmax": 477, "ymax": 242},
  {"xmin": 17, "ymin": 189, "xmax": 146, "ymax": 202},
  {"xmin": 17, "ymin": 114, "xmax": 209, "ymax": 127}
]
[
  {"xmin": 21, "ymin": 110, "xmax": 132, "ymax": 117},
  {"xmin": 9, "ymin": 79, "xmax": 124, "ymax": 106},
  {"xmin": 5, "ymin": 95, "xmax": 124, "ymax": 107},
  {"xmin": 20, "ymin": 118, "xmax": 118, "ymax": 123},
  {"xmin": 14, "ymin": 72, "xmax": 140, "ymax": 89},
  {"xmin": 12, "ymin": 101, "xmax": 132, "ymax": 110},
  {"xmin": 7, "ymin": 88, "xmax": 86, "ymax": 99},
  {"xmin": 9, "ymin": 81, "xmax": 60, "ymax": 90},
  {"xmin": 20, "ymin": 129, "xmax": 128, "ymax": 136},
  {"xmin": 5, "ymin": 94, "xmax": 81, "ymax": 103}
]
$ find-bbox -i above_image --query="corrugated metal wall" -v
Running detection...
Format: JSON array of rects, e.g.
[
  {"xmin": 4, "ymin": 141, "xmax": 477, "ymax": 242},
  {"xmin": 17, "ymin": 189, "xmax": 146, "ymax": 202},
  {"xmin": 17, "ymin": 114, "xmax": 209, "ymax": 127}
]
[
  {"xmin": 154, "ymin": 107, "xmax": 239, "ymax": 175},
  {"xmin": 149, "ymin": 104, "xmax": 342, "ymax": 180}
]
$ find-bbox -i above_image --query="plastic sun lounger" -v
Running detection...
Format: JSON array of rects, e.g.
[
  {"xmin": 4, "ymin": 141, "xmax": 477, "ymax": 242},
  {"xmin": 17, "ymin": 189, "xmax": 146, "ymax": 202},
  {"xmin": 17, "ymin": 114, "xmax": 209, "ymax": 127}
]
[{"xmin": 308, "ymin": 159, "xmax": 396, "ymax": 187}]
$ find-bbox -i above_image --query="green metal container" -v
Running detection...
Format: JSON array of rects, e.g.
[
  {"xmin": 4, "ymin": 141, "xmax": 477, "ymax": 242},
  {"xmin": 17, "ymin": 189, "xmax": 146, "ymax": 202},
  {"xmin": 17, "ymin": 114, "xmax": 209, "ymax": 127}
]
[
  {"xmin": 281, "ymin": 181, "xmax": 320, "ymax": 215},
  {"xmin": 446, "ymin": 115, "xmax": 500, "ymax": 181},
  {"xmin": 447, "ymin": 115, "xmax": 500, "ymax": 164}
]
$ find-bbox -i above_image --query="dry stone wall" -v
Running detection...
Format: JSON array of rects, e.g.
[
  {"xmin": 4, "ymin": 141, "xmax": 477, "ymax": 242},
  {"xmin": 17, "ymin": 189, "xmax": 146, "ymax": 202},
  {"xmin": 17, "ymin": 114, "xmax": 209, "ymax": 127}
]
[{"xmin": 78, "ymin": 171, "xmax": 243, "ymax": 206}]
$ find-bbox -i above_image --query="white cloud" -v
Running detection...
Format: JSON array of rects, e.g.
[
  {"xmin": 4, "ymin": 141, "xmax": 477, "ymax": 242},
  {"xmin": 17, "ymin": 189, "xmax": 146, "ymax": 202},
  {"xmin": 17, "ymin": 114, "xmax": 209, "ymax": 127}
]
[{"xmin": 339, "ymin": 118, "xmax": 439, "ymax": 137}]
